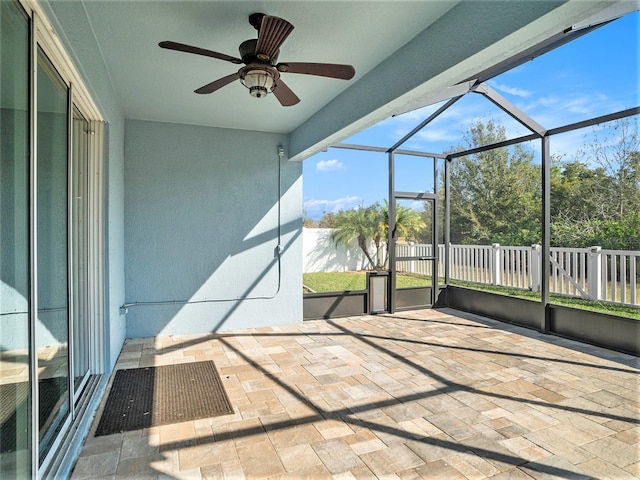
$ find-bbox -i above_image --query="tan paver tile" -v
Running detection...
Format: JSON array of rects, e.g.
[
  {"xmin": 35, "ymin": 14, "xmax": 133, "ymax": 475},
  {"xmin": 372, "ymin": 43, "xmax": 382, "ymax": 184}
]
[
  {"xmin": 311, "ymin": 438, "xmax": 366, "ymax": 474},
  {"xmin": 359, "ymin": 444, "xmax": 425, "ymax": 476},
  {"xmin": 266, "ymin": 422, "xmax": 323, "ymax": 448},
  {"xmin": 148, "ymin": 449, "xmax": 179, "ymax": 476},
  {"xmin": 346, "ymin": 465, "xmax": 380, "ymax": 479},
  {"xmin": 614, "ymin": 426, "xmax": 639, "ymax": 445},
  {"xmin": 445, "ymin": 451, "xmax": 501, "ymax": 480},
  {"xmin": 582, "ymin": 436, "xmax": 640, "ymax": 467},
  {"xmin": 519, "ymin": 454, "xmax": 590, "ymax": 479},
  {"xmin": 529, "ymin": 388, "xmax": 567, "ymax": 403},
  {"xmin": 79, "ymin": 434, "xmax": 123, "ymax": 457},
  {"xmin": 524, "ymin": 428, "xmax": 597, "ymax": 464},
  {"xmin": 276, "ymin": 443, "xmax": 323, "ymax": 472},
  {"xmin": 382, "ymin": 401, "xmax": 432, "ymax": 423},
  {"xmin": 499, "ymin": 435, "xmax": 552, "ymax": 463},
  {"xmin": 72, "ymin": 310, "xmax": 640, "ymax": 480},
  {"xmin": 623, "ymin": 460, "xmax": 640, "ymax": 477},
  {"xmin": 314, "ymin": 418, "xmax": 355, "ymax": 440},
  {"xmin": 349, "ymin": 437, "xmax": 388, "ymax": 455},
  {"xmin": 506, "ymin": 409, "xmax": 557, "ymax": 433},
  {"xmin": 116, "ymin": 454, "xmax": 166, "ymax": 477},
  {"xmin": 578, "ymin": 457, "xmax": 638, "ymax": 480},
  {"xmin": 485, "ymin": 467, "xmax": 537, "ymax": 479},
  {"xmin": 227, "ymin": 417, "xmax": 264, "ymax": 448},
  {"xmin": 158, "ymin": 421, "xmax": 196, "ymax": 449},
  {"xmin": 427, "ymin": 412, "xmax": 478, "ymax": 441},
  {"xmin": 414, "ymin": 459, "xmax": 466, "ymax": 479},
  {"xmin": 178, "ymin": 438, "xmax": 237, "ymax": 471},
  {"xmin": 120, "ymin": 435, "xmax": 159, "ymax": 460},
  {"xmin": 199, "ymin": 463, "xmax": 224, "ymax": 479},
  {"xmin": 235, "ymin": 438, "xmax": 285, "ymax": 477},
  {"xmin": 71, "ymin": 452, "xmax": 120, "ymax": 479},
  {"xmin": 403, "ymin": 434, "xmax": 457, "ymax": 463}
]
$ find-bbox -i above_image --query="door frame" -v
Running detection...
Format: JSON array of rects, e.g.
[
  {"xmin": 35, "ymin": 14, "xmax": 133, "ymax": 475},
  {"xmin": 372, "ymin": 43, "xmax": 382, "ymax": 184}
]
[{"xmin": 388, "ymin": 151, "xmax": 440, "ymax": 313}]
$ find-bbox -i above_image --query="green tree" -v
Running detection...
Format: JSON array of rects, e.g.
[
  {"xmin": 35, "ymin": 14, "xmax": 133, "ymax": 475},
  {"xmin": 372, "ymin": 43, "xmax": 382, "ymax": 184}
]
[
  {"xmin": 448, "ymin": 120, "xmax": 541, "ymax": 245},
  {"xmin": 302, "ymin": 211, "xmax": 338, "ymax": 229},
  {"xmin": 317, "ymin": 211, "xmax": 337, "ymax": 228},
  {"xmin": 551, "ymin": 117, "xmax": 640, "ymax": 249}
]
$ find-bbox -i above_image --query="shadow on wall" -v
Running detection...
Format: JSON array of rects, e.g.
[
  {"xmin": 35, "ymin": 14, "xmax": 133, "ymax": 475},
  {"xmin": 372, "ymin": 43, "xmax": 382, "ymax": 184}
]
[
  {"xmin": 123, "ymin": 120, "xmax": 303, "ymax": 338},
  {"xmin": 302, "ymin": 228, "xmax": 367, "ymax": 273}
]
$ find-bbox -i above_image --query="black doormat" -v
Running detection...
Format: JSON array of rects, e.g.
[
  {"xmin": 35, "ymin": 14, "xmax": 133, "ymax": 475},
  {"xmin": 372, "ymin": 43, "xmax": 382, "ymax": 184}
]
[{"xmin": 95, "ymin": 361, "xmax": 233, "ymax": 436}]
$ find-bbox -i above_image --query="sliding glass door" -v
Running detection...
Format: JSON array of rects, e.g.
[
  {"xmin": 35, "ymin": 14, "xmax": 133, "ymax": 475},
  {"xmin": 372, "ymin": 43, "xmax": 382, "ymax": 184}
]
[
  {"xmin": 0, "ymin": 1, "xmax": 31, "ymax": 477},
  {"xmin": 1, "ymin": 1, "xmax": 104, "ymax": 476},
  {"xmin": 36, "ymin": 47, "xmax": 70, "ymax": 460}
]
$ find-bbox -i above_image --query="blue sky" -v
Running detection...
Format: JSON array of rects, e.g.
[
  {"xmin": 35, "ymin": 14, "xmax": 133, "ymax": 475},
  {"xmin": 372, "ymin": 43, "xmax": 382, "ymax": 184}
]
[{"xmin": 303, "ymin": 10, "xmax": 639, "ymax": 220}]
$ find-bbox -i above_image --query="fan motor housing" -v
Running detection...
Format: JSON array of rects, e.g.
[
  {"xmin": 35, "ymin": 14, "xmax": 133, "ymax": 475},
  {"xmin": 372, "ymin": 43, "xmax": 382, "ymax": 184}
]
[{"xmin": 239, "ymin": 39, "xmax": 279, "ymax": 65}]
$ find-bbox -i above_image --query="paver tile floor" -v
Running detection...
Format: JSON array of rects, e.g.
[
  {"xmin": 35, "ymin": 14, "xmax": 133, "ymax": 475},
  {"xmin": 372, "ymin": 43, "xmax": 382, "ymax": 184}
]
[{"xmin": 71, "ymin": 308, "xmax": 639, "ymax": 479}]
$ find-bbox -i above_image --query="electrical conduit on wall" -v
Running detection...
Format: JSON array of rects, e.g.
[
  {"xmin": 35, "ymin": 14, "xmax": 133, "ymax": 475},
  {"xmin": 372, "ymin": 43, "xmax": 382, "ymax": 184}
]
[{"xmin": 119, "ymin": 145, "xmax": 285, "ymax": 314}]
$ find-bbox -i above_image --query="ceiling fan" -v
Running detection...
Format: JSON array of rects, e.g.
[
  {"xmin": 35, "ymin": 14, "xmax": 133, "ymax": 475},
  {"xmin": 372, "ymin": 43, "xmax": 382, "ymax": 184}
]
[{"xmin": 159, "ymin": 13, "xmax": 356, "ymax": 106}]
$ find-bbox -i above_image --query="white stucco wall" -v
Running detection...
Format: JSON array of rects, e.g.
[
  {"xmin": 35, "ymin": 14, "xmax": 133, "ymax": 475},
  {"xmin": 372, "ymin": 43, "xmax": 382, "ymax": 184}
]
[{"xmin": 123, "ymin": 119, "xmax": 302, "ymax": 337}]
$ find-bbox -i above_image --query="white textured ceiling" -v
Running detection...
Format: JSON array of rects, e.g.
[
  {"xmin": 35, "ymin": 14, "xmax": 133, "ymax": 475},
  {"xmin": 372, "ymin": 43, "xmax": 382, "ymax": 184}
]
[{"xmin": 81, "ymin": 1, "xmax": 457, "ymax": 134}]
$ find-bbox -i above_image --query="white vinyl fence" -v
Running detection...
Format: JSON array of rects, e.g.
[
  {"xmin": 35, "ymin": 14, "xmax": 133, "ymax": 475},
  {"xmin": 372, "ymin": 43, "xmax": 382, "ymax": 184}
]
[
  {"xmin": 397, "ymin": 243, "xmax": 639, "ymax": 306},
  {"xmin": 303, "ymin": 228, "xmax": 640, "ymax": 307}
]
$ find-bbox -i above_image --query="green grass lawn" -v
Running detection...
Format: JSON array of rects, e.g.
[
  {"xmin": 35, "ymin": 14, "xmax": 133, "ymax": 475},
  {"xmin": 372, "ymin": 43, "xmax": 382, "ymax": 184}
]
[
  {"xmin": 303, "ymin": 271, "xmax": 432, "ymax": 293},
  {"xmin": 303, "ymin": 271, "xmax": 367, "ymax": 292},
  {"xmin": 303, "ymin": 271, "xmax": 640, "ymax": 319}
]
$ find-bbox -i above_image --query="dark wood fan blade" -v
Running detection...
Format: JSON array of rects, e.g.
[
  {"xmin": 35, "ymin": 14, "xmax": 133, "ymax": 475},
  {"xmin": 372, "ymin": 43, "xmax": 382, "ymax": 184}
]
[
  {"xmin": 194, "ymin": 73, "xmax": 239, "ymax": 94},
  {"xmin": 255, "ymin": 16, "xmax": 294, "ymax": 62},
  {"xmin": 272, "ymin": 79, "xmax": 300, "ymax": 106},
  {"xmin": 159, "ymin": 41, "xmax": 243, "ymax": 64},
  {"xmin": 277, "ymin": 62, "xmax": 355, "ymax": 80}
]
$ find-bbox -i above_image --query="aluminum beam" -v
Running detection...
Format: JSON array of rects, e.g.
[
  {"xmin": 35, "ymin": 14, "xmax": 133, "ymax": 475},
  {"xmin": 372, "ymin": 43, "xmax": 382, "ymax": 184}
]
[
  {"xmin": 388, "ymin": 96, "xmax": 464, "ymax": 153},
  {"xmin": 547, "ymin": 106, "xmax": 640, "ymax": 136},
  {"xmin": 392, "ymin": 79, "xmax": 477, "ymax": 118},
  {"xmin": 473, "ymin": 83, "xmax": 547, "ymax": 137},
  {"xmin": 333, "ymin": 143, "xmax": 447, "ymax": 159},
  {"xmin": 447, "ymin": 133, "xmax": 539, "ymax": 160}
]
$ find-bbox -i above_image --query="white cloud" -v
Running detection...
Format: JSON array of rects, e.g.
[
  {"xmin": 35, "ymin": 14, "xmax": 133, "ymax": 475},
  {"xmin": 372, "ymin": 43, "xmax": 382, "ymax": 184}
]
[
  {"xmin": 488, "ymin": 81, "xmax": 532, "ymax": 98},
  {"xmin": 316, "ymin": 159, "xmax": 345, "ymax": 172},
  {"xmin": 415, "ymin": 128, "xmax": 459, "ymax": 143},
  {"xmin": 304, "ymin": 196, "xmax": 360, "ymax": 215}
]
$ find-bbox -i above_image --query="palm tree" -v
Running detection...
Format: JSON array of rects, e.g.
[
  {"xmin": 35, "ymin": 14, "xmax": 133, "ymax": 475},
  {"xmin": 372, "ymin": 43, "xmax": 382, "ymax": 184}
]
[
  {"xmin": 380, "ymin": 200, "xmax": 425, "ymax": 268},
  {"xmin": 331, "ymin": 204, "xmax": 379, "ymax": 269},
  {"xmin": 331, "ymin": 201, "xmax": 424, "ymax": 270}
]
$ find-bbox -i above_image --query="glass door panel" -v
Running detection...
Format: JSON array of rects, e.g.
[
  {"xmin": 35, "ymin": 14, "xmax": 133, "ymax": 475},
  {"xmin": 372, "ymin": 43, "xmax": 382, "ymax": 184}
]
[
  {"xmin": 393, "ymin": 198, "xmax": 437, "ymax": 308},
  {"xmin": 0, "ymin": 1, "xmax": 31, "ymax": 477},
  {"xmin": 36, "ymin": 48, "xmax": 70, "ymax": 460},
  {"xmin": 71, "ymin": 108, "xmax": 90, "ymax": 398}
]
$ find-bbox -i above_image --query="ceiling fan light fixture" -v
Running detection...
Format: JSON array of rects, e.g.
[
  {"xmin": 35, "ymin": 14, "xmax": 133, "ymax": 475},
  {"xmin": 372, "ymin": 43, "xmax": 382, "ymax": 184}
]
[
  {"xmin": 160, "ymin": 13, "xmax": 355, "ymax": 106},
  {"xmin": 240, "ymin": 66, "xmax": 276, "ymax": 98}
]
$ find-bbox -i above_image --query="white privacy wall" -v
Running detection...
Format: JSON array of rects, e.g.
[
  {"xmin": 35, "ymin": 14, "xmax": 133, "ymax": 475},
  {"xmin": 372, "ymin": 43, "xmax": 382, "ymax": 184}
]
[
  {"xmin": 302, "ymin": 228, "xmax": 370, "ymax": 273},
  {"xmin": 124, "ymin": 119, "xmax": 302, "ymax": 337}
]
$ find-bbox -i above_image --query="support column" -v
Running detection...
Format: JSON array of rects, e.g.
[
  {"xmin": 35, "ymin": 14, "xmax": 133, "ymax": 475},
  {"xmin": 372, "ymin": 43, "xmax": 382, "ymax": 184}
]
[
  {"xmin": 444, "ymin": 157, "xmax": 451, "ymax": 286},
  {"xmin": 541, "ymin": 135, "xmax": 551, "ymax": 332},
  {"xmin": 388, "ymin": 151, "xmax": 396, "ymax": 314}
]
